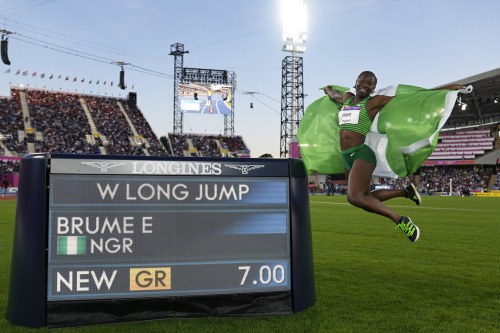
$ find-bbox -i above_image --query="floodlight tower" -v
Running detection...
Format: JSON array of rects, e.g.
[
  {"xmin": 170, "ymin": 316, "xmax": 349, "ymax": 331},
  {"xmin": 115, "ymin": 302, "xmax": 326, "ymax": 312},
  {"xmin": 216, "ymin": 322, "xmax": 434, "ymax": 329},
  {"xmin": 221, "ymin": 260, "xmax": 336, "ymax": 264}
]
[
  {"xmin": 169, "ymin": 43, "xmax": 189, "ymax": 133},
  {"xmin": 280, "ymin": 0, "xmax": 307, "ymax": 158}
]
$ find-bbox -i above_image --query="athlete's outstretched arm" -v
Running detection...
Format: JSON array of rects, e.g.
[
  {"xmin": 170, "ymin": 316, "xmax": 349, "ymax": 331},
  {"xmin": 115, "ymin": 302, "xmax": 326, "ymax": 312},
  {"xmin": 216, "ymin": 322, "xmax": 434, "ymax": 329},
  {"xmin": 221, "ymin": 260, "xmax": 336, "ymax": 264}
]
[
  {"xmin": 366, "ymin": 95, "xmax": 395, "ymax": 118},
  {"xmin": 324, "ymin": 85, "xmax": 353, "ymax": 104},
  {"xmin": 367, "ymin": 84, "xmax": 463, "ymax": 118},
  {"xmin": 428, "ymin": 84, "xmax": 463, "ymax": 91}
]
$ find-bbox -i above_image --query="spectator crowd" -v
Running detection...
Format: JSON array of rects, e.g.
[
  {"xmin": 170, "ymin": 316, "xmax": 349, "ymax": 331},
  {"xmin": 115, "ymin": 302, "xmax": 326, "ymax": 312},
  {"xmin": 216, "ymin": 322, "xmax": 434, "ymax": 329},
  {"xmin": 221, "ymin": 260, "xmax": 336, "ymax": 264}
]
[
  {"xmin": 323, "ymin": 166, "xmax": 495, "ymax": 195},
  {"xmin": 85, "ymin": 95, "xmax": 142, "ymax": 156},
  {"xmin": 168, "ymin": 133, "xmax": 248, "ymax": 157},
  {"xmin": 0, "ymin": 159, "xmax": 20, "ymax": 174},
  {"xmin": 3, "ymin": 87, "xmax": 497, "ymax": 195},
  {"xmin": 0, "ymin": 87, "xmax": 168, "ymax": 157},
  {"xmin": 0, "ymin": 89, "xmax": 26, "ymax": 154},
  {"xmin": 26, "ymin": 89, "xmax": 101, "ymax": 154},
  {"xmin": 418, "ymin": 166, "xmax": 492, "ymax": 194},
  {"xmin": 489, "ymin": 166, "xmax": 500, "ymax": 190},
  {"xmin": 121, "ymin": 102, "xmax": 167, "ymax": 156}
]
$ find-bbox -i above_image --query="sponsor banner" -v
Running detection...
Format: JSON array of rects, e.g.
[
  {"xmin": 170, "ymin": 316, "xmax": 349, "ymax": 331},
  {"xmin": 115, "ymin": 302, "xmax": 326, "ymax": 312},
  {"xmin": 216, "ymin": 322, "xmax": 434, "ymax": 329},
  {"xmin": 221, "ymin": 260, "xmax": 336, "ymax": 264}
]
[
  {"xmin": 289, "ymin": 141, "xmax": 301, "ymax": 159},
  {"xmin": 0, "ymin": 156, "xmax": 21, "ymax": 161},
  {"xmin": 6, "ymin": 187, "xmax": 18, "ymax": 195},
  {"xmin": 1, "ymin": 177, "xmax": 19, "ymax": 188},
  {"xmin": 372, "ymin": 184, "xmax": 394, "ymax": 190},
  {"xmin": 422, "ymin": 160, "xmax": 476, "ymax": 166},
  {"xmin": 50, "ymin": 157, "xmax": 288, "ymax": 177},
  {"xmin": 472, "ymin": 193, "xmax": 500, "ymax": 197}
]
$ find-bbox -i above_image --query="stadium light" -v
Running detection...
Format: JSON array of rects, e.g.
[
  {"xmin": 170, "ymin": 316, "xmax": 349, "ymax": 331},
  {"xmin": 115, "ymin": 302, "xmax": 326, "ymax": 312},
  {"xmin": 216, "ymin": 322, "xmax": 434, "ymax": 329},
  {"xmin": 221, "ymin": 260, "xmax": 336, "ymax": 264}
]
[
  {"xmin": 280, "ymin": 0, "xmax": 307, "ymax": 158},
  {"xmin": 457, "ymin": 95, "xmax": 468, "ymax": 111},
  {"xmin": 282, "ymin": 0, "xmax": 307, "ymax": 53}
]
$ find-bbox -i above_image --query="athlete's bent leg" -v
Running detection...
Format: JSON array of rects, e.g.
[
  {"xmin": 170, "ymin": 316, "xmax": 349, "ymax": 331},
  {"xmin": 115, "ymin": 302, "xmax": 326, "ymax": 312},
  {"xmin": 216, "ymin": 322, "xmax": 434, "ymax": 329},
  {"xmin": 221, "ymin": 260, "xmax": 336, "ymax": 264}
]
[
  {"xmin": 371, "ymin": 188, "xmax": 407, "ymax": 202},
  {"xmin": 346, "ymin": 159, "xmax": 402, "ymax": 223}
]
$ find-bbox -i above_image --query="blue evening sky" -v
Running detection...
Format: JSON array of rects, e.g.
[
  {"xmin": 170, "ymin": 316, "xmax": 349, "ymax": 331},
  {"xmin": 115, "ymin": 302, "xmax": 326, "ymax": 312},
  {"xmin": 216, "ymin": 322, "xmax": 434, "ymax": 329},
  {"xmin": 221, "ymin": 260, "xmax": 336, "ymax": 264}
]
[{"xmin": 1, "ymin": 0, "xmax": 499, "ymax": 157}]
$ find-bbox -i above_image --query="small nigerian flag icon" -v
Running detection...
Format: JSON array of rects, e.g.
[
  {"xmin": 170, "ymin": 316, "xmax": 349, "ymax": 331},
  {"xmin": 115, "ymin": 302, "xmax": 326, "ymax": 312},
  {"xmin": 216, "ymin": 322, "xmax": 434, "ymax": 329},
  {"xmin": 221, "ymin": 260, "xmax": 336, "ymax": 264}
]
[{"xmin": 58, "ymin": 236, "xmax": 86, "ymax": 255}]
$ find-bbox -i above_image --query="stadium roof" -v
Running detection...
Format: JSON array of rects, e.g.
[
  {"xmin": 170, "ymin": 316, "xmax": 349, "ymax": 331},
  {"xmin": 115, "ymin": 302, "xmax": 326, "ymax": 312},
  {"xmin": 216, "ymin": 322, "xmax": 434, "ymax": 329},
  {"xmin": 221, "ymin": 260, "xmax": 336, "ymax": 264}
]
[{"xmin": 439, "ymin": 68, "xmax": 500, "ymax": 129}]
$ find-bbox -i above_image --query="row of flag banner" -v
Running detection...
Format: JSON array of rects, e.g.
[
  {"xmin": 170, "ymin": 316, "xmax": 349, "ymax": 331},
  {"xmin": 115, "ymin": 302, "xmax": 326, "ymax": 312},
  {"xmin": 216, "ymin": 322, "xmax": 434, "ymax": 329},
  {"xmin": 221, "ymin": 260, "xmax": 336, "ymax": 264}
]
[{"xmin": 3, "ymin": 68, "xmax": 134, "ymax": 89}]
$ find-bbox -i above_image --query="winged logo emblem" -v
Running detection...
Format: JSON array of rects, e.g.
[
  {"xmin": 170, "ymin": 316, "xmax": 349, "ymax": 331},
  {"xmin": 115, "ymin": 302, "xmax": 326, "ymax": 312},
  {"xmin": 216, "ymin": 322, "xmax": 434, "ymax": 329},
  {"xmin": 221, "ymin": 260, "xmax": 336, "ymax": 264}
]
[
  {"xmin": 81, "ymin": 161, "xmax": 127, "ymax": 172},
  {"xmin": 224, "ymin": 164, "xmax": 265, "ymax": 174}
]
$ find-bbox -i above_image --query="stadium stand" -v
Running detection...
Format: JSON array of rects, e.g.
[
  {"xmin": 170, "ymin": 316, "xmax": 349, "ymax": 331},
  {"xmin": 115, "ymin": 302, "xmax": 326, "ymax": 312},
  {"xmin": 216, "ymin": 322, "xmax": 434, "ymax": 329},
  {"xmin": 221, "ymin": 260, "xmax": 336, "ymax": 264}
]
[
  {"xmin": 169, "ymin": 133, "xmax": 189, "ymax": 156},
  {"xmin": 367, "ymin": 165, "xmax": 494, "ymax": 195},
  {"xmin": 120, "ymin": 102, "xmax": 166, "ymax": 156},
  {"xmin": 0, "ymin": 88, "xmax": 26, "ymax": 156},
  {"xmin": 84, "ymin": 95, "xmax": 143, "ymax": 156},
  {"xmin": 377, "ymin": 175, "xmax": 415, "ymax": 189},
  {"xmin": 0, "ymin": 84, "xmax": 498, "ymax": 197},
  {"xmin": 418, "ymin": 166, "xmax": 492, "ymax": 194},
  {"xmin": 0, "ymin": 87, "xmax": 252, "ymax": 162},
  {"xmin": 0, "ymin": 158, "xmax": 20, "ymax": 174},
  {"xmin": 25, "ymin": 89, "xmax": 101, "ymax": 154},
  {"xmin": 428, "ymin": 129, "xmax": 495, "ymax": 160},
  {"xmin": 167, "ymin": 133, "xmax": 250, "ymax": 158},
  {"xmin": 314, "ymin": 122, "xmax": 500, "ymax": 195},
  {"xmin": 0, "ymin": 87, "xmax": 169, "ymax": 157},
  {"xmin": 492, "ymin": 166, "xmax": 500, "ymax": 190}
]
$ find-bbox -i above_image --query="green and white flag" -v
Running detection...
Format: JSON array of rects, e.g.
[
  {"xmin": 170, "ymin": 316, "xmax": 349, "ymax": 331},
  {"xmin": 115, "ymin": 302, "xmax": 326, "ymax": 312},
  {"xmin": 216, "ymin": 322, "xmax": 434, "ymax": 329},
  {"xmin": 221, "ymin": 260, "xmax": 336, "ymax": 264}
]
[
  {"xmin": 57, "ymin": 236, "xmax": 86, "ymax": 255},
  {"xmin": 297, "ymin": 84, "xmax": 472, "ymax": 178}
]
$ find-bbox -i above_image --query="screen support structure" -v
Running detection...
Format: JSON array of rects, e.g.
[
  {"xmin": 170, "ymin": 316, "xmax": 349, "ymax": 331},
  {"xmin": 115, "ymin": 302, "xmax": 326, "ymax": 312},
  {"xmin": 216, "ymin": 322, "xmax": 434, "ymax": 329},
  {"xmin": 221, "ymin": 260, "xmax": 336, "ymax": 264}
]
[
  {"xmin": 280, "ymin": 55, "xmax": 304, "ymax": 158},
  {"xmin": 224, "ymin": 71, "xmax": 236, "ymax": 136},
  {"xmin": 169, "ymin": 43, "xmax": 189, "ymax": 134}
]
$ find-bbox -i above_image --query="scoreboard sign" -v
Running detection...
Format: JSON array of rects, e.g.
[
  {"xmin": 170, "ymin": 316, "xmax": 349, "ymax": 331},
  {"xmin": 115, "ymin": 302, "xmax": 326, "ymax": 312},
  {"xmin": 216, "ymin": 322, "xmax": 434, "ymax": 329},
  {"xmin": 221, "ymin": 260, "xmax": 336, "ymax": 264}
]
[
  {"xmin": 7, "ymin": 154, "xmax": 315, "ymax": 328},
  {"xmin": 48, "ymin": 160, "xmax": 290, "ymax": 301}
]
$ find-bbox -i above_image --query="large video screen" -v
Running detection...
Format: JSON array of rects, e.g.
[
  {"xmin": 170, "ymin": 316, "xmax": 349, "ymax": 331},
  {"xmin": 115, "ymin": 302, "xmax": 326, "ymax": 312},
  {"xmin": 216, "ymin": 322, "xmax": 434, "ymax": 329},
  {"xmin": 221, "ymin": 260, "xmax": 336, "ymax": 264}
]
[
  {"xmin": 46, "ymin": 159, "xmax": 290, "ymax": 302},
  {"xmin": 179, "ymin": 83, "xmax": 232, "ymax": 115}
]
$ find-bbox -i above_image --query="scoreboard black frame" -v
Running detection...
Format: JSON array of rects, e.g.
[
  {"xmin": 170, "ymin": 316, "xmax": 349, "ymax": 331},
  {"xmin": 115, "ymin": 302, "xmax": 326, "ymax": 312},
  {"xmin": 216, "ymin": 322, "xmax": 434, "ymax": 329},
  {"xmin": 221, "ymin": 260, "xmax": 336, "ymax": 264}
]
[{"xmin": 7, "ymin": 154, "xmax": 315, "ymax": 328}]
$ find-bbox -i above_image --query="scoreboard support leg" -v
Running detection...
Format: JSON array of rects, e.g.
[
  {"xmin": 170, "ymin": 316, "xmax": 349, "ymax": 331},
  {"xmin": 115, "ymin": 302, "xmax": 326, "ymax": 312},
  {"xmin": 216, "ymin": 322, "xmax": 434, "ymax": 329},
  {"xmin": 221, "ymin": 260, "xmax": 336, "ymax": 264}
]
[
  {"xmin": 7, "ymin": 154, "xmax": 48, "ymax": 328},
  {"xmin": 289, "ymin": 158, "xmax": 316, "ymax": 312}
]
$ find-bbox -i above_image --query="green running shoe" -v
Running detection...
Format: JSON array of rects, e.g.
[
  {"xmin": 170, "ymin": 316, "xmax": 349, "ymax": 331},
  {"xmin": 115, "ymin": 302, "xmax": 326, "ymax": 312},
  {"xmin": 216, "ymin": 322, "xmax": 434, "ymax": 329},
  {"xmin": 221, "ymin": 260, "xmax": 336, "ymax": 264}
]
[
  {"xmin": 405, "ymin": 183, "xmax": 422, "ymax": 205},
  {"xmin": 396, "ymin": 216, "xmax": 420, "ymax": 242}
]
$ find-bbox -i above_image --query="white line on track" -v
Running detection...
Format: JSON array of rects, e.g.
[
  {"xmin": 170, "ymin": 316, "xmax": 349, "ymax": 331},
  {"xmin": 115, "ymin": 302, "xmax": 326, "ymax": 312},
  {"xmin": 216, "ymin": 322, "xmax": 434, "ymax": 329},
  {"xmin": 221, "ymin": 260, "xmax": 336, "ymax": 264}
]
[
  {"xmin": 215, "ymin": 100, "xmax": 221, "ymax": 114},
  {"xmin": 310, "ymin": 201, "xmax": 497, "ymax": 212}
]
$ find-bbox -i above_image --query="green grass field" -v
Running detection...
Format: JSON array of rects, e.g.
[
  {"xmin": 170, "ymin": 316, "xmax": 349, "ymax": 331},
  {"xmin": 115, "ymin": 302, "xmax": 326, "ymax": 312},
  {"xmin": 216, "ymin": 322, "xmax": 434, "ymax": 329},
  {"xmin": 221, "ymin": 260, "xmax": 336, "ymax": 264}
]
[{"xmin": 0, "ymin": 195, "xmax": 498, "ymax": 332}]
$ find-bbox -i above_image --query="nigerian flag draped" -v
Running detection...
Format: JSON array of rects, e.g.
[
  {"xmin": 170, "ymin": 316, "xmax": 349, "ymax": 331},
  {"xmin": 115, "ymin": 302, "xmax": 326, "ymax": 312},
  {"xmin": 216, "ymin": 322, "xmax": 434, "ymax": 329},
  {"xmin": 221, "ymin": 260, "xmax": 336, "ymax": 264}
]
[{"xmin": 297, "ymin": 84, "xmax": 472, "ymax": 178}]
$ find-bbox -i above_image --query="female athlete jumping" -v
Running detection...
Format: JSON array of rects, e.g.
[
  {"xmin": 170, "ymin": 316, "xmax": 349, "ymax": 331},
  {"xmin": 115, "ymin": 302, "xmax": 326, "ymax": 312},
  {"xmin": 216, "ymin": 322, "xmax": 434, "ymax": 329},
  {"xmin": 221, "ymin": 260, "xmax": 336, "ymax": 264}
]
[{"xmin": 325, "ymin": 71, "xmax": 462, "ymax": 242}]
